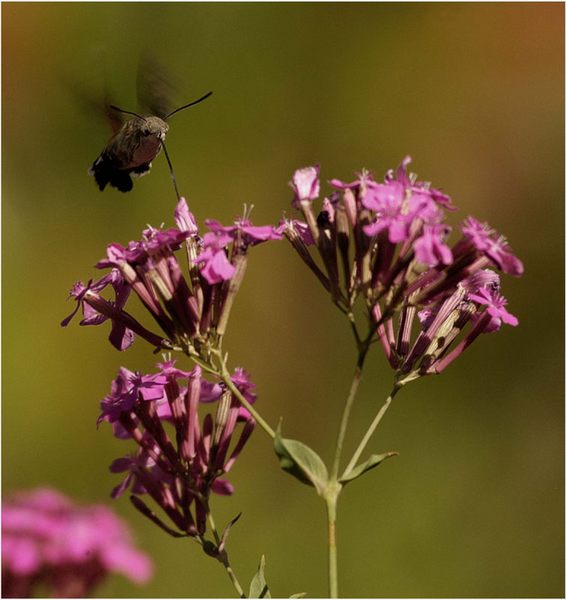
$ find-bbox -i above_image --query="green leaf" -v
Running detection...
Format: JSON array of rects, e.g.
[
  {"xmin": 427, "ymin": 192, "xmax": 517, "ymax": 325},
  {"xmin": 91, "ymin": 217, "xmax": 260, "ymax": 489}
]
[
  {"xmin": 218, "ymin": 512, "xmax": 242, "ymax": 553},
  {"xmin": 274, "ymin": 427, "xmax": 329, "ymax": 495},
  {"xmin": 249, "ymin": 555, "xmax": 271, "ymax": 598},
  {"xmin": 339, "ymin": 452, "xmax": 398, "ymax": 485}
]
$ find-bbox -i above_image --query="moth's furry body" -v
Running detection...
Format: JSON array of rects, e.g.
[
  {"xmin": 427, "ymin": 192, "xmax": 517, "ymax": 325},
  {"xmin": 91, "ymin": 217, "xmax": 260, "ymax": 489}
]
[
  {"xmin": 87, "ymin": 56, "xmax": 211, "ymax": 194},
  {"xmin": 89, "ymin": 116, "xmax": 169, "ymax": 193}
]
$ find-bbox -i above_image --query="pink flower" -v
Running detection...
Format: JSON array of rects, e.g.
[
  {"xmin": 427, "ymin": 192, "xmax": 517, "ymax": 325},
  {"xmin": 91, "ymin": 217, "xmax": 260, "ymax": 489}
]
[
  {"xmin": 468, "ymin": 287, "xmax": 519, "ymax": 332},
  {"xmin": 362, "ymin": 181, "xmax": 409, "ymax": 243},
  {"xmin": 98, "ymin": 367, "xmax": 167, "ymax": 425},
  {"xmin": 290, "ymin": 165, "xmax": 320, "ymax": 207},
  {"xmin": 231, "ymin": 367, "xmax": 258, "ymax": 421},
  {"xmin": 61, "ymin": 270, "xmax": 136, "ymax": 351},
  {"xmin": 2, "ymin": 488, "xmax": 152, "ymax": 598},
  {"xmin": 206, "ymin": 218, "xmax": 283, "ymax": 245},
  {"xmin": 282, "ymin": 160, "xmax": 523, "ymax": 382},
  {"xmin": 64, "ymin": 201, "xmax": 282, "ymax": 346},
  {"xmin": 461, "ymin": 217, "xmax": 524, "ymax": 276},
  {"xmin": 174, "ymin": 197, "xmax": 199, "ymax": 235},
  {"xmin": 197, "ymin": 232, "xmax": 237, "ymax": 284},
  {"xmin": 100, "ymin": 362, "xmax": 256, "ymax": 538},
  {"xmin": 198, "ymin": 217, "xmax": 282, "ymax": 284},
  {"xmin": 280, "ymin": 219, "xmax": 315, "ymax": 246},
  {"xmin": 389, "ymin": 155, "xmax": 456, "ymax": 210},
  {"xmin": 413, "ymin": 224, "xmax": 453, "ymax": 267}
]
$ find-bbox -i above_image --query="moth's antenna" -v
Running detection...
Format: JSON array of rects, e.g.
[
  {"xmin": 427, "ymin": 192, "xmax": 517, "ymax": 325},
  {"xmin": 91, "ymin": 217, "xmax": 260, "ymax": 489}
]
[
  {"xmin": 160, "ymin": 140, "xmax": 181, "ymax": 200},
  {"xmin": 109, "ymin": 105, "xmax": 147, "ymax": 121},
  {"xmin": 165, "ymin": 91, "xmax": 213, "ymax": 120}
]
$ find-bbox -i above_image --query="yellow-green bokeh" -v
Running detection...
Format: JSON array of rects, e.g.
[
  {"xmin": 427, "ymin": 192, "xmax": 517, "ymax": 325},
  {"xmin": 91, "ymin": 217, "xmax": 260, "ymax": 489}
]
[{"xmin": 2, "ymin": 3, "xmax": 563, "ymax": 597}]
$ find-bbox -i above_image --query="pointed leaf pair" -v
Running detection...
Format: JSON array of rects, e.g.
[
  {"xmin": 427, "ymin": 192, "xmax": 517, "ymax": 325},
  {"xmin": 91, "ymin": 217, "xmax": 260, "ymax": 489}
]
[
  {"xmin": 249, "ymin": 555, "xmax": 271, "ymax": 598},
  {"xmin": 274, "ymin": 427, "xmax": 328, "ymax": 495},
  {"xmin": 339, "ymin": 452, "xmax": 398, "ymax": 485}
]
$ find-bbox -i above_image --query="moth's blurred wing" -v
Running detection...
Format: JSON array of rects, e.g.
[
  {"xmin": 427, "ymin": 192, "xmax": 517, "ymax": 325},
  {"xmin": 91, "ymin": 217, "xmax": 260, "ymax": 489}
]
[
  {"xmin": 66, "ymin": 82, "xmax": 123, "ymax": 134},
  {"xmin": 137, "ymin": 53, "xmax": 177, "ymax": 119}
]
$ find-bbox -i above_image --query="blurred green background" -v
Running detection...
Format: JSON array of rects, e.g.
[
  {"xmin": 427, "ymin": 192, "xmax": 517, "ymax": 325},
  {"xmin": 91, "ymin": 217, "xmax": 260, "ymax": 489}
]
[{"xmin": 2, "ymin": 3, "xmax": 564, "ymax": 598}]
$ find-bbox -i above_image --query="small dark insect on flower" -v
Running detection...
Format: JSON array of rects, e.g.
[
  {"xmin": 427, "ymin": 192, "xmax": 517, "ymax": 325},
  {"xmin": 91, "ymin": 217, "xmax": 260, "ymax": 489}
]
[{"xmin": 89, "ymin": 91, "xmax": 212, "ymax": 193}]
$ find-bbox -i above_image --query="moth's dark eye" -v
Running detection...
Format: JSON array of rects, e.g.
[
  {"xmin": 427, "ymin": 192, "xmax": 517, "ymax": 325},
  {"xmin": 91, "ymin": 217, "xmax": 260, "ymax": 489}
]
[{"xmin": 142, "ymin": 128, "xmax": 151, "ymax": 136}]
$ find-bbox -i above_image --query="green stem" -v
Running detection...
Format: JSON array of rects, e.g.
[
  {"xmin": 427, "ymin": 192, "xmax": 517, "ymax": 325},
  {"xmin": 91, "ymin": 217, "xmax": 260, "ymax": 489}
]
[
  {"xmin": 325, "ymin": 330, "xmax": 373, "ymax": 598},
  {"xmin": 325, "ymin": 491, "xmax": 339, "ymax": 598},
  {"xmin": 207, "ymin": 510, "xmax": 221, "ymax": 545},
  {"xmin": 342, "ymin": 386, "xmax": 401, "ymax": 479},
  {"xmin": 219, "ymin": 554, "xmax": 246, "ymax": 599},
  {"xmin": 348, "ymin": 314, "xmax": 361, "ymax": 347},
  {"xmin": 191, "ymin": 348, "xmax": 276, "ymax": 439},
  {"xmin": 331, "ymin": 344, "xmax": 370, "ymax": 479},
  {"xmin": 220, "ymin": 365, "xmax": 276, "ymax": 440},
  {"xmin": 206, "ymin": 508, "xmax": 246, "ymax": 598}
]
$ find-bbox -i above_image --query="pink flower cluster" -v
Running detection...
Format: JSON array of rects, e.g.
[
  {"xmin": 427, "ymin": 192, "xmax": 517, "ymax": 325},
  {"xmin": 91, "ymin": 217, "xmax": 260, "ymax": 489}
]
[
  {"xmin": 2, "ymin": 488, "xmax": 152, "ymax": 598},
  {"xmin": 62, "ymin": 199, "xmax": 282, "ymax": 352},
  {"xmin": 285, "ymin": 158, "xmax": 523, "ymax": 381},
  {"xmin": 99, "ymin": 360, "xmax": 256, "ymax": 538}
]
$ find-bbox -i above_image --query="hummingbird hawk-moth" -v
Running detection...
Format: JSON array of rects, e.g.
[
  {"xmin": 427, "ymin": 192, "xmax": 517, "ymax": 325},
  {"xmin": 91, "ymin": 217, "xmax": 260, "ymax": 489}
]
[{"xmin": 88, "ymin": 59, "xmax": 212, "ymax": 193}]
